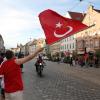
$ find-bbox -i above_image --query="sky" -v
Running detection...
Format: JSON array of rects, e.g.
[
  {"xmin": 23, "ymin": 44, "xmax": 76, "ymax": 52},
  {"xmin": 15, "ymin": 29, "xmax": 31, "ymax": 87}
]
[{"xmin": 0, "ymin": 0, "xmax": 100, "ymax": 48}]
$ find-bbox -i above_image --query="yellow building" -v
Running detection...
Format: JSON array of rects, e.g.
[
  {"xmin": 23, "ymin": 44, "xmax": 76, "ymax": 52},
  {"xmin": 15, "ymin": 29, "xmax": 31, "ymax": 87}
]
[
  {"xmin": 49, "ymin": 42, "xmax": 61, "ymax": 56},
  {"xmin": 76, "ymin": 5, "xmax": 100, "ymax": 54}
]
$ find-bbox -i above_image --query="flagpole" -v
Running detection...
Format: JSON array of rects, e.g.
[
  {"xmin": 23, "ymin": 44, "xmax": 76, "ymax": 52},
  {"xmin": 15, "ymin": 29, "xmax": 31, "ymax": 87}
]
[{"xmin": 68, "ymin": 0, "xmax": 83, "ymax": 11}]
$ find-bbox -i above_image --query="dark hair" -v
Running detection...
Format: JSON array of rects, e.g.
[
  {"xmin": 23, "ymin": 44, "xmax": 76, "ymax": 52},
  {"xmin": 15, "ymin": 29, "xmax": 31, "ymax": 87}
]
[{"xmin": 5, "ymin": 50, "xmax": 14, "ymax": 60}]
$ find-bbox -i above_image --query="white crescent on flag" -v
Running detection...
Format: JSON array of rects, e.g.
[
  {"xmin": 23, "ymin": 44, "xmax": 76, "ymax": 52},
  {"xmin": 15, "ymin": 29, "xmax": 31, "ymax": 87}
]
[{"xmin": 54, "ymin": 26, "xmax": 73, "ymax": 38}]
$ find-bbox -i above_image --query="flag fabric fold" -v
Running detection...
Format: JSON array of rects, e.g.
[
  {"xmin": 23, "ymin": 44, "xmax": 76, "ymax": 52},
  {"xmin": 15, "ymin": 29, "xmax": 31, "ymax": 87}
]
[{"xmin": 39, "ymin": 9, "xmax": 88, "ymax": 45}]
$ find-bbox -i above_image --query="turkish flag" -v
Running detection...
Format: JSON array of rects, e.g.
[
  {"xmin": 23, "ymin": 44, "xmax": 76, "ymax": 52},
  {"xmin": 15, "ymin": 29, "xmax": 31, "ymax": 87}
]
[{"xmin": 39, "ymin": 9, "xmax": 88, "ymax": 45}]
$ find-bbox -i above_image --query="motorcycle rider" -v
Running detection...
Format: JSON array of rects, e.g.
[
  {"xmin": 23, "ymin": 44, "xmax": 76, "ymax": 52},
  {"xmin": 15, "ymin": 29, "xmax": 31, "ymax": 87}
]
[{"xmin": 35, "ymin": 55, "xmax": 44, "ymax": 72}]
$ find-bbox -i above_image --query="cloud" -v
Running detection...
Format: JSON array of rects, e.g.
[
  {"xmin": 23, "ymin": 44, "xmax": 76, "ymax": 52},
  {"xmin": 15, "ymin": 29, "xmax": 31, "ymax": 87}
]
[
  {"xmin": 0, "ymin": 9, "xmax": 38, "ymax": 31},
  {"xmin": 0, "ymin": 1, "xmax": 42, "ymax": 48},
  {"xmin": 0, "ymin": 0, "xmax": 100, "ymax": 48}
]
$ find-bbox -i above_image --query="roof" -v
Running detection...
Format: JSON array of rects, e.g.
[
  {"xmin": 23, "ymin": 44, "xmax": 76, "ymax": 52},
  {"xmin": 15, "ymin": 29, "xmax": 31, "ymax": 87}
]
[
  {"xmin": 68, "ymin": 11, "xmax": 86, "ymax": 22},
  {"xmin": 0, "ymin": 34, "xmax": 2, "ymax": 38},
  {"xmin": 94, "ymin": 9, "xmax": 100, "ymax": 13}
]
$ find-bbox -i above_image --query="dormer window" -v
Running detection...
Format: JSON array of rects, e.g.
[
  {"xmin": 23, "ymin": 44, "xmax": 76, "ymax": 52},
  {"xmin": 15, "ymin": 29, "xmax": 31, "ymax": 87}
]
[{"xmin": 76, "ymin": 17, "xmax": 80, "ymax": 20}]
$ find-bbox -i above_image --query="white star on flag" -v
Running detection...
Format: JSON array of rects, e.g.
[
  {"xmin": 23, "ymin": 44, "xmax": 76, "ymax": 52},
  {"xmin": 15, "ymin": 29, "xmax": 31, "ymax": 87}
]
[{"xmin": 56, "ymin": 22, "xmax": 63, "ymax": 28}]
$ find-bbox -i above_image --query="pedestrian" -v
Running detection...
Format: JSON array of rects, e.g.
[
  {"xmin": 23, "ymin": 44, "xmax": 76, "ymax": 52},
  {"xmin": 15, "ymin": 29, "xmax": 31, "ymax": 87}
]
[
  {"xmin": 94, "ymin": 56, "xmax": 99, "ymax": 68},
  {"xmin": 57, "ymin": 57, "xmax": 60, "ymax": 64},
  {"xmin": 80, "ymin": 57, "xmax": 85, "ymax": 67},
  {"xmin": 72, "ymin": 59, "xmax": 75, "ymax": 66},
  {"xmin": 84, "ymin": 53, "xmax": 88, "ymax": 67},
  {"xmin": 0, "ymin": 46, "xmax": 43, "ymax": 100},
  {"xmin": 0, "ymin": 53, "xmax": 5, "ymax": 100},
  {"xmin": 69, "ymin": 57, "xmax": 73, "ymax": 66},
  {"xmin": 60, "ymin": 57, "xmax": 64, "ymax": 63},
  {"xmin": 18, "ymin": 52, "xmax": 24, "ymax": 73},
  {"xmin": 0, "ymin": 53, "xmax": 4, "ymax": 65},
  {"xmin": 75, "ymin": 58, "xmax": 78, "ymax": 65},
  {"xmin": 0, "ymin": 76, "xmax": 5, "ymax": 99}
]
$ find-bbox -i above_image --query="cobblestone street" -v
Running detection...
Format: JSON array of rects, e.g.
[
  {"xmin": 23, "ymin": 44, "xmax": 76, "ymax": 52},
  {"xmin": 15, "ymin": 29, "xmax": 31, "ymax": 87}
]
[{"xmin": 23, "ymin": 60, "xmax": 100, "ymax": 100}]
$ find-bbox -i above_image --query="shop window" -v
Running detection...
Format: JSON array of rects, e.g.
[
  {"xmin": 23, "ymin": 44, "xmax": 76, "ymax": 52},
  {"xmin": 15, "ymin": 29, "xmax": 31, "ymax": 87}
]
[
  {"xmin": 70, "ymin": 44, "xmax": 71, "ymax": 49},
  {"xmin": 95, "ymin": 40, "xmax": 99, "ymax": 47},
  {"xmin": 67, "ymin": 44, "xmax": 68, "ymax": 49},
  {"xmin": 73, "ymin": 43, "xmax": 74, "ymax": 49}
]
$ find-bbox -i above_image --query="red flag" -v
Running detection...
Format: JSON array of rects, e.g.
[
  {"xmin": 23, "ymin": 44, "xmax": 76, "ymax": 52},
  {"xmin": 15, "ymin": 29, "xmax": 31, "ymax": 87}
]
[{"xmin": 39, "ymin": 9, "xmax": 88, "ymax": 44}]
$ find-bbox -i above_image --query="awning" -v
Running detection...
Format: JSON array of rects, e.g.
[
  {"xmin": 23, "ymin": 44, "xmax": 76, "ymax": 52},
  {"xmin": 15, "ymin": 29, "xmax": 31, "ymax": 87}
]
[{"xmin": 77, "ymin": 51, "xmax": 85, "ymax": 54}]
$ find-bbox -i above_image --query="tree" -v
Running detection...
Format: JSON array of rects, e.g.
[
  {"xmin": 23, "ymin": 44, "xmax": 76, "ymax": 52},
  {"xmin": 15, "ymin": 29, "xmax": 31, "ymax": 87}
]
[{"xmin": 95, "ymin": 49, "xmax": 100, "ymax": 58}]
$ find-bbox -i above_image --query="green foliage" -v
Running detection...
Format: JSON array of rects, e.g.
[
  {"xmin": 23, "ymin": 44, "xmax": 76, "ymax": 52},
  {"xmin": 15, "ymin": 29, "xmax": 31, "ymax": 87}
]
[
  {"xmin": 47, "ymin": 53, "xmax": 51, "ymax": 60},
  {"xmin": 61, "ymin": 52, "xmax": 64, "ymax": 57},
  {"xmin": 95, "ymin": 49, "xmax": 100, "ymax": 57},
  {"xmin": 72, "ymin": 51, "xmax": 77, "ymax": 59},
  {"xmin": 63, "ymin": 56, "xmax": 70, "ymax": 63}
]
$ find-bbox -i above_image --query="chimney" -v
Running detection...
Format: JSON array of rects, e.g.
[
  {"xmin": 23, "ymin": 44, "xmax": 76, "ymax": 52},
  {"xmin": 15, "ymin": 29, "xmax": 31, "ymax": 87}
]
[{"xmin": 88, "ymin": 5, "xmax": 94, "ymax": 10}]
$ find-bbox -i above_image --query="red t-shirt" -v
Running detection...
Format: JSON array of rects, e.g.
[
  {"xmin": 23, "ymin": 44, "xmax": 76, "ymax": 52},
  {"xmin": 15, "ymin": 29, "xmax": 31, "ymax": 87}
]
[{"xmin": 0, "ymin": 58, "xmax": 23, "ymax": 93}]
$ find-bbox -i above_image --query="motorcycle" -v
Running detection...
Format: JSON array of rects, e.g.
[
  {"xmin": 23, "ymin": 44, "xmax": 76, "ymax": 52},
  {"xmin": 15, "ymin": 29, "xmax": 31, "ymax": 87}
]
[{"xmin": 35, "ymin": 62, "xmax": 44, "ymax": 76}]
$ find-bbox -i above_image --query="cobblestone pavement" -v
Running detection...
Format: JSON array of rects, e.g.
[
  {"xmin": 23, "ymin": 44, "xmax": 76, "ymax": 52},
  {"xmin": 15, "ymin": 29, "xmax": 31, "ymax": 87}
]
[{"xmin": 23, "ymin": 60, "xmax": 100, "ymax": 100}]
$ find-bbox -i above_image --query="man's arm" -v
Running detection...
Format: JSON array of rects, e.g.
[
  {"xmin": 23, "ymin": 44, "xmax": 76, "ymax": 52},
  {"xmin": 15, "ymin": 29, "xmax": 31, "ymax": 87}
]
[{"xmin": 15, "ymin": 47, "xmax": 44, "ymax": 65}]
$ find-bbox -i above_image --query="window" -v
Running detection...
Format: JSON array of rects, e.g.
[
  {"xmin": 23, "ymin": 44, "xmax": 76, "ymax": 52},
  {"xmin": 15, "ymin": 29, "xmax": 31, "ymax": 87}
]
[
  {"xmin": 62, "ymin": 45, "xmax": 63, "ymax": 50},
  {"xmin": 67, "ymin": 44, "xmax": 68, "ymax": 49},
  {"xmin": 76, "ymin": 17, "xmax": 80, "ymax": 20},
  {"xmin": 85, "ymin": 31, "xmax": 88, "ymax": 36},
  {"xmin": 67, "ymin": 37, "xmax": 69, "ymax": 41},
  {"xmin": 90, "ymin": 40, "xmax": 93, "ymax": 48},
  {"xmin": 60, "ymin": 46, "xmax": 62, "ymax": 50},
  {"xmin": 65, "ymin": 45, "xmax": 66, "ymax": 50},
  {"xmin": 73, "ymin": 43, "xmax": 74, "ymax": 49},
  {"xmin": 70, "ymin": 36, "xmax": 71, "ymax": 40},
  {"xmin": 72, "ymin": 36, "xmax": 74, "ymax": 40},
  {"xmin": 95, "ymin": 39, "xmax": 99, "ymax": 47},
  {"xmin": 67, "ymin": 38, "xmax": 68, "ymax": 41},
  {"xmin": 70, "ymin": 44, "xmax": 71, "ymax": 49}
]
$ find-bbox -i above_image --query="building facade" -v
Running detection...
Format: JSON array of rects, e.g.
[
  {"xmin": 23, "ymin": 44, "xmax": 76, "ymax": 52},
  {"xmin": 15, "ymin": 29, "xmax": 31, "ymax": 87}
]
[
  {"xmin": 49, "ymin": 41, "xmax": 61, "ymax": 56},
  {"xmin": 0, "ymin": 34, "xmax": 5, "ymax": 53},
  {"xmin": 27, "ymin": 38, "xmax": 46, "ymax": 55},
  {"xmin": 60, "ymin": 35, "xmax": 76, "ymax": 56},
  {"xmin": 28, "ymin": 39, "xmax": 37, "ymax": 54},
  {"xmin": 76, "ymin": 5, "xmax": 100, "ymax": 54}
]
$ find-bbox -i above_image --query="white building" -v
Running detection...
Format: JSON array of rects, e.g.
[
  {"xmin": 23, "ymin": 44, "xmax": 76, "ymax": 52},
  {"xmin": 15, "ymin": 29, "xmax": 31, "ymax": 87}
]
[{"xmin": 60, "ymin": 35, "xmax": 76, "ymax": 54}]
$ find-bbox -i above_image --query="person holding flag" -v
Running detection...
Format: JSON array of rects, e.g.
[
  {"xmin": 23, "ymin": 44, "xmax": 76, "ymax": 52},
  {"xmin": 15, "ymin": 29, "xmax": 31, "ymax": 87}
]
[{"xmin": 0, "ymin": 45, "xmax": 44, "ymax": 100}]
